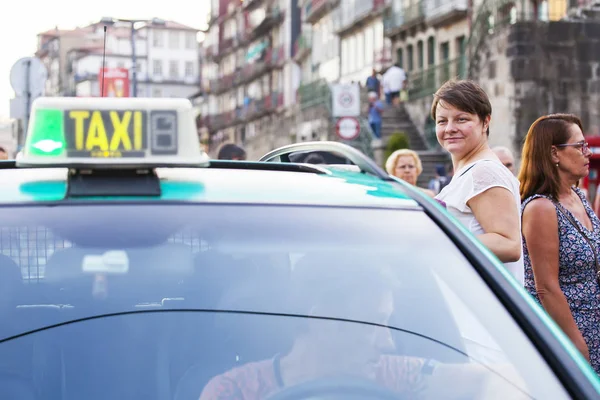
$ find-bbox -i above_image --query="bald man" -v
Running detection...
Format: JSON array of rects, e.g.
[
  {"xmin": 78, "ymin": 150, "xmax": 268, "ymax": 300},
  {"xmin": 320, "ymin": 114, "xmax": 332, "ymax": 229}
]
[{"xmin": 492, "ymin": 146, "xmax": 516, "ymax": 175}]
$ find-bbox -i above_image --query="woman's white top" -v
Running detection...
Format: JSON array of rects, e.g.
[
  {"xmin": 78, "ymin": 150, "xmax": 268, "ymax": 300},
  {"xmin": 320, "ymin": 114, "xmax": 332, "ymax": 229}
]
[{"xmin": 436, "ymin": 159, "xmax": 525, "ymax": 285}]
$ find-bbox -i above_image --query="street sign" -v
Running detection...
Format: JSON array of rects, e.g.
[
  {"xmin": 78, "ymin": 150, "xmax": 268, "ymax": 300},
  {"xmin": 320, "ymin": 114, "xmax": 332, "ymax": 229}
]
[
  {"xmin": 10, "ymin": 57, "xmax": 47, "ymax": 97},
  {"xmin": 335, "ymin": 117, "xmax": 360, "ymax": 141},
  {"xmin": 10, "ymin": 57, "xmax": 48, "ymax": 143},
  {"xmin": 331, "ymin": 83, "xmax": 360, "ymax": 117}
]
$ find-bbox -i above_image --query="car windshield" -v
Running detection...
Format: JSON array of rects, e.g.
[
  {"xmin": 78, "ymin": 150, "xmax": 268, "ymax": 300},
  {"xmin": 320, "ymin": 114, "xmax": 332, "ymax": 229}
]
[{"xmin": 0, "ymin": 203, "xmax": 569, "ymax": 399}]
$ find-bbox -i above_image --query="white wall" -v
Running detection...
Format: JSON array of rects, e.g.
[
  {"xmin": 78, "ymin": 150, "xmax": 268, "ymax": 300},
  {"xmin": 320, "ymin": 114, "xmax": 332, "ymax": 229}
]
[
  {"xmin": 312, "ymin": 12, "xmax": 340, "ymax": 82},
  {"xmin": 340, "ymin": 19, "xmax": 386, "ymax": 84},
  {"xmin": 146, "ymin": 28, "xmax": 200, "ymax": 84}
]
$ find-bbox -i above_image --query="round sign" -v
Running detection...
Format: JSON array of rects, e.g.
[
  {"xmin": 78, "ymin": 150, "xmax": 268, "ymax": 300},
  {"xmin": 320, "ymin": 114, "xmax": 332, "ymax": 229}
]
[
  {"xmin": 335, "ymin": 117, "xmax": 360, "ymax": 141},
  {"xmin": 338, "ymin": 91, "xmax": 354, "ymax": 109},
  {"xmin": 10, "ymin": 57, "xmax": 47, "ymax": 97}
]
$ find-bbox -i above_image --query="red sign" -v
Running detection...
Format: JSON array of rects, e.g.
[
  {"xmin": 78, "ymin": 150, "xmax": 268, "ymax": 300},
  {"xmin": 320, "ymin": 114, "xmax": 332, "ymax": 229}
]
[
  {"xmin": 99, "ymin": 67, "xmax": 130, "ymax": 97},
  {"xmin": 335, "ymin": 117, "xmax": 360, "ymax": 141}
]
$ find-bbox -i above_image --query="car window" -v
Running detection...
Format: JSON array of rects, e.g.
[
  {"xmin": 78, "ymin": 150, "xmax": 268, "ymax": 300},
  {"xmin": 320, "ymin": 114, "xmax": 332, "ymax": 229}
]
[{"xmin": 0, "ymin": 203, "xmax": 570, "ymax": 399}]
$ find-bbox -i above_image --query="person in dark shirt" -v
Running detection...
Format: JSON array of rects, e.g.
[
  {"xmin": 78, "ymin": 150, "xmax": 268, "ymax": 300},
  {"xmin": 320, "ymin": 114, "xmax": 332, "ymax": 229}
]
[
  {"xmin": 218, "ymin": 143, "xmax": 247, "ymax": 161},
  {"xmin": 366, "ymin": 69, "xmax": 381, "ymax": 98}
]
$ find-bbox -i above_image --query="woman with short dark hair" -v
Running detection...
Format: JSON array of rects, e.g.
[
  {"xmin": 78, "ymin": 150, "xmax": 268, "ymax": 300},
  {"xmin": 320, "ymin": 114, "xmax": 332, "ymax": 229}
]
[
  {"xmin": 433, "ymin": 80, "xmax": 523, "ymax": 284},
  {"xmin": 519, "ymin": 113, "xmax": 599, "ymax": 372}
]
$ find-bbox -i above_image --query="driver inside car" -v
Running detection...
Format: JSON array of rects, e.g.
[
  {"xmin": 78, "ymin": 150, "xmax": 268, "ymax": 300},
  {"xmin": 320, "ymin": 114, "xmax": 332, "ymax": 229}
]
[{"xmin": 199, "ymin": 252, "xmax": 527, "ymax": 400}]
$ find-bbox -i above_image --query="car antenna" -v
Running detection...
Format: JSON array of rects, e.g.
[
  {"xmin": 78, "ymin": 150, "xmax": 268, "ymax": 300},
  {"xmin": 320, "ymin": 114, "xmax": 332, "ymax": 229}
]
[{"xmin": 101, "ymin": 25, "xmax": 107, "ymax": 97}]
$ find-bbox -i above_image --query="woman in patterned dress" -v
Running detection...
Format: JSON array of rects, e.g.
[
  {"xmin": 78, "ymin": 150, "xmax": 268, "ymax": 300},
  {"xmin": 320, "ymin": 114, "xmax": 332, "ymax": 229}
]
[{"xmin": 519, "ymin": 113, "xmax": 600, "ymax": 373}]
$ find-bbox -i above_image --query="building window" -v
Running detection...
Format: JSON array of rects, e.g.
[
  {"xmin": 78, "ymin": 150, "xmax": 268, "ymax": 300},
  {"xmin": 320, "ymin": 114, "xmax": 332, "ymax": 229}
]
[
  {"xmin": 117, "ymin": 61, "xmax": 125, "ymax": 68},
  {"xmin": 456, "ymin": 35, "xmax": 466, "ymax": 58},
  {"xmin": 185, "ymin": 61, "xmax": 194, "ymax": 77},
  {"xmin": 169, "ymin": 31, "xmax": 180, "ymax": 48},
  {"xmin": 417, "ymin": 40, "xmax": 424, "ymax": 70},
  {"xmin": 186, "ymin": 32, "xmax": 197, "ymax": 49},
  {"xmin": 427, "ymin": 37, "xmax": 435, "ymax": 66},
  {"xmin": 396, "ymin": 48, "xmax": 404, "ymax": 69},
  {"xmin": 153, "ymin": 60, "xmax": 162, "ymax": 76},
  {"xmin": 169, "ymin": 61, "xmax": 179, "ymax": 79},
  {"xmin": 365, "ymin": 27, "xmax": 374, "ymax": 65},
  {"xmin": 153, "ymin": 31, "xmax": 163, "ymax": 47},
  {"xmin": 153, "ymin": 88, "xmax": 162, "ymax": 97},
  {"xmin": 407, "ymin": 44, "xmax": 413, "ymax": 72},
  {"xmin": 440, "ymin": 41, "xmax": 450, "ymax": 62},
  {"xmin": 356, "ymin": 33, "xmax": 364, "ymax": 69}
]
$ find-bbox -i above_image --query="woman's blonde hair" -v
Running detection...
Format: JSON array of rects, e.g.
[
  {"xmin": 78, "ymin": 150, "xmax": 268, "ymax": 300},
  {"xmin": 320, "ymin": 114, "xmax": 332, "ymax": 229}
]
[{"xmin": 385, "ymin": 149, "xmax": 423, "ymax": 176}]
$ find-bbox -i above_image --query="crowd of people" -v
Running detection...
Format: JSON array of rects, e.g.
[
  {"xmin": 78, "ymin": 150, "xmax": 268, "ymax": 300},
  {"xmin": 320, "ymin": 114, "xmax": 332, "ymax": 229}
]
[
  {"xmin": 215, "ymin": 79, "xmax": 600, "ymax": 375},
  {"xmin": 385, "ymin": 79, "xmax": 600, "ymax": 374}
]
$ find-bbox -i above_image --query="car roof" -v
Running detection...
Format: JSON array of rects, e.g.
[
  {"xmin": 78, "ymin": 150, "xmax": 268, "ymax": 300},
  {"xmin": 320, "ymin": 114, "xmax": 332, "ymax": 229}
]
[{"xmin": 0, "ymin": 164, "xmax": 421, "ymax": 209}]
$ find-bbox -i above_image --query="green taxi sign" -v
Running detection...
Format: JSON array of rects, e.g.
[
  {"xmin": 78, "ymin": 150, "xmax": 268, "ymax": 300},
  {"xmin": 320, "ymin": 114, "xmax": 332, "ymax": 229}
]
[{"xmin": 17, "ymin": 97, "xmax": 210, "ymax": 168}]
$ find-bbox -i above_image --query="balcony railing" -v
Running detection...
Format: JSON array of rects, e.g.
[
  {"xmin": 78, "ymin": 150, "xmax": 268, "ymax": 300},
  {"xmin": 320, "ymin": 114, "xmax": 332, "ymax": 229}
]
[
  {"xmin": 425, "ymin": 0, "xmax": 468, "ymax": 25},
  {"xmin": 337, "ymin": 0, "xmax": 374, "ymax": 29},
  {"xmin": 205, "ymin": 92, "xmax": 284, "ymax": 132},
  {"xmin": 297, "ymin": 79, "xmax": 331, "ymax": 109},
  {"xmin": 214, "ymin": 8, "xmax": 283, "ymax": 62},
  {"xmin": 293, "ymin": 32, "xmax": 312, "ymax": 61},
  {"xmin": 209, "ymin": 46, "xmax": 285, "ymax": 94},
  {"xmin": 384, "ymin": 2, "xmax": 426, "ymax": 35},
  {"xmin": 242, "ymin": 0, "xmax": 264, "ymax": 9},
  {"xmin": 407, "ymin": 56, "xmax": 467, "ymax": 100},
  {"xmin": 202, "ymin": 44, "xmax": 217, "ymax": 60},
  {"xmin": 254, "ymin": 7, "xmax": 285, "ymax": 36},
  {"xmin": 304, "ymin": 0, "xmax": 336, "ymax": 24},
  {"xmin": 219, "ymin": 37, "xmax": 235, "ymax": 54}
]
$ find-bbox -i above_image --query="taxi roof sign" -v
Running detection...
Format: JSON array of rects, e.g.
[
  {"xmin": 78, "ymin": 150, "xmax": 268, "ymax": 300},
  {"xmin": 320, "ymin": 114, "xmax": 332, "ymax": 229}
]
[{"xmin": 17, "ymin": 97, "xmax": 210, "ymax": 168}]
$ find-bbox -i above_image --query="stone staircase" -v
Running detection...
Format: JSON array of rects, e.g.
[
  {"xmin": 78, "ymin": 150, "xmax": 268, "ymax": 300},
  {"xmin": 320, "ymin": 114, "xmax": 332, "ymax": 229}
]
[
  {"xmin": 361, "ymin": 90, "xmax": 450, "ymax": 187},
  {"xmin": 380, "ymin": 105, "xmax": 428, "ymax": 151}
]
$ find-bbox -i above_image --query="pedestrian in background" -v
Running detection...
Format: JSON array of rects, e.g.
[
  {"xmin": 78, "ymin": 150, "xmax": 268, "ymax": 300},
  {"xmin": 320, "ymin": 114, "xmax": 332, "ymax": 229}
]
[
  {"xmin": 217, "ymin": 143, "xmax": 247, "ymax": 161},
  {"xmin": 381, "ymin": 63, "xmax": 406, "ymax": 107},
  {"xmin": 492, "ymin": 146, "xmax": 516, "ymax": 175},
  {"xmin": 427, "ymin": 164, "xmax": 450, "ymax": 195},
  {"xmin": 385, "ymin": 149, "xmax": 435, "ymax": 197},
  {"xmin": 519, "ymin": 113, "xmax": 599, "ymax": 371},
  {"xmin": 365, "ymin": 69, "xmax": 381, "ymax": 99},
  {"xmin": 433, "ymin": 80, "xmax": 523, "ymax": 284},
  {"xmin": 367, "ymin": 91, "xmax": 384, "ymax": 140}
]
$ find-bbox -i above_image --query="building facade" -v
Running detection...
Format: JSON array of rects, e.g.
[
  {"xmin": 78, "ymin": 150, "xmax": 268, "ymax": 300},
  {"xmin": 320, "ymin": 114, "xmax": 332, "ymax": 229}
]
[
  {"xmin": 66, "ymin": 20, "xmax": 201, "ymax": 98},
  {"xmin": 36, "ymin": 26, "xmax": 94, "ymax": 96},
  {"xmin": 337, "ymin": 0, "xmax": 392, "ymax": 84},
  {"xmin": 201, "ymin": 0, "xmax": 301, "ymax": 157}
]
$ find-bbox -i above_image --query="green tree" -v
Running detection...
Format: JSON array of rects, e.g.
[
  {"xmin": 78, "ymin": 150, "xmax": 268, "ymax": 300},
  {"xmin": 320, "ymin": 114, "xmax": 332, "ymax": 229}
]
[{"xmin": 384, "ymin": 132, "xmax": 410, "ymax": 161}]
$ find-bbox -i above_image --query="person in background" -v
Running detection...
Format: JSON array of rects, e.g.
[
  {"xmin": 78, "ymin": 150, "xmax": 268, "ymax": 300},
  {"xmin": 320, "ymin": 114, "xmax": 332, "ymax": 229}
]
[
  {"xmin": 381, "ymin": 64, "xmax": 407, "ymax": 107},
  {"xmin": 367, "ymin": 91, "xmax": 385, "ymax": 140},
  {"xmin": 518, "ymin": 113, "xmax": 599, "ymax": 372},
  {"xmin": 217, "ymin": 143, "xmax": 247, "ymax": 161},
  {"xmin": 427, "ymin": 164, "xmax": 450, "ymax": 195},
  {"xmin": 200, "ymin": 252, "xmax": 527, "ymax": 400},
  {"xmin": 433, "ymin": 80, "xmax": 523, "ymax": 285},
  {"xmin": 366, "ymin": 69, "xmax": 381, "ymax": 99},
  {"xmin": 0, "ymin": 147, "xmax": 8, "ymax": 160},
  {"xmin": 386, "ymin": 149, "xmax": 435, "ymax": 197},
  {"xmin": 492, "ymin": 146, "xmax": 516, "ymax": 175}
]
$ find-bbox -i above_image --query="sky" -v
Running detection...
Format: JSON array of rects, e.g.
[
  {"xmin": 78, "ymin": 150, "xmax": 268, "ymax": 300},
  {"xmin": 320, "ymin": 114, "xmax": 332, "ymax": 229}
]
[{"xmin": 0, "ymin": 0, "xmax": 211, "ymax": 119}]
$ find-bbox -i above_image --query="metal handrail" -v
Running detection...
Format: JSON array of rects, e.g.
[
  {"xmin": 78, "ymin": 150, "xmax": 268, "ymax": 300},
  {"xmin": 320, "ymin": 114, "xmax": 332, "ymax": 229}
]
[{"xmin": 259, "ymin": 141, "xmax": 393, "ymax": 180}]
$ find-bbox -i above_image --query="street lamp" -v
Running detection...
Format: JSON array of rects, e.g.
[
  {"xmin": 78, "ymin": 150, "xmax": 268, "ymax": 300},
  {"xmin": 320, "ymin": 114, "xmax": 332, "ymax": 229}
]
[{"xmin": 100, "ymin": 17, "xmax": 166, "ymax": 97}]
